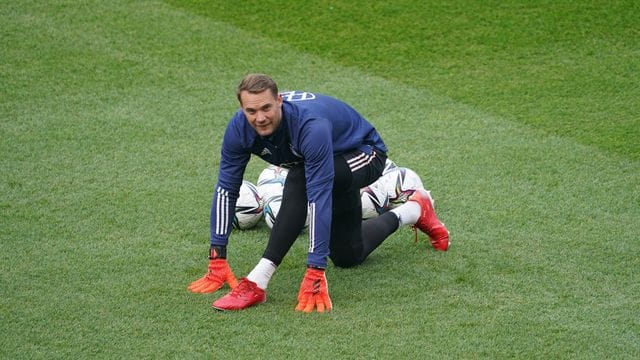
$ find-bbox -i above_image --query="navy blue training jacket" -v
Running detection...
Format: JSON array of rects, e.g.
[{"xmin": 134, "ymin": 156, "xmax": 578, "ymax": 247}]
[{"xmin": 210, "ymin": 91, "xmax": 387, "ymax": 267}]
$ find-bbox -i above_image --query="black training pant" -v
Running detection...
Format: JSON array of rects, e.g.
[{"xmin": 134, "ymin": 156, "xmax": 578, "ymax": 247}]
[{"xmin": 262, "ymin": 150, "xmax": 400, "ymax": 268}]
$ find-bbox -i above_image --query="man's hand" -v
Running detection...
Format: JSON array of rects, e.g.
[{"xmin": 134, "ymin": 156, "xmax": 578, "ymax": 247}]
[
  {"xmin": 188, "ymin": 258, "xmax": 238, "ymax": 293},
  {"xmin": 295, "ymin": 268, "xmax": 332, "ymax": 313}
]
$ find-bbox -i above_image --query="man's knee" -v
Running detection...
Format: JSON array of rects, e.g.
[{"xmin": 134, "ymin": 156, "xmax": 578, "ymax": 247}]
[{"xmin": 329, "ymin": 253, "xmax": 362, "ymax": 268}]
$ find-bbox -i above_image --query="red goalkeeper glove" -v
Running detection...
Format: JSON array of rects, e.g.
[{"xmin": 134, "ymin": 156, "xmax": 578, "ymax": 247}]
[
  {"xmin": 187, "ymin": 258, "xmax": 238, "ymax": 293},
  {"xmin": 295, "ymin": 267, "xmax": 332, "ymax": 313}
]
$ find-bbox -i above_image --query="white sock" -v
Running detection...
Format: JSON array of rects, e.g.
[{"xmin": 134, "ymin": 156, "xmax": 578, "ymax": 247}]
[
  {"xmin": 390, "ymin": 201, "xmax": 421, "ymax": 226},
  {"xmin": 247, "ymin": 258, "xmax": 277, "ymax": 290}
]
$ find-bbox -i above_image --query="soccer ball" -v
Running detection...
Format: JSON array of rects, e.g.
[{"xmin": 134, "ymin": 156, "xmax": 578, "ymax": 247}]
[
  {"xmin": 382, "ymin": 158, "xmax": 398, "ymax": 175},
  {"xmin": 371, "ymin": 167, "xmax": 424, "ymax": 208},
  {"xmin": 263, "ymin": 194, "xmax": 282, "ymax": 229},
  {"xmin": 232, "ymin": 180, "xmax": 263, "ymax": 230},
  {"xmin": 360, "ymin": 185, "xmax": 390, "ymax": 219},
  {"xmin": 262, "ymin": 194, "xmax": 311, "ymax": 230},
  {"xmin": 257, "ymin": 165, "xmax": 288, "ymax": 201}
]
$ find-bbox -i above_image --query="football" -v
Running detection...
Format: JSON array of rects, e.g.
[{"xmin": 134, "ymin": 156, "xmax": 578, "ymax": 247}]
[
  {"xmin": 257, "ymin": 165, "xmax": 288, "ymax": 202},
  {"xmin": 382, "ymin": 157, "xmax": 398, "ymax": 175},
  {"xmin": 371, "ymin": 166, "xmax": 425, "ymax": 208},
  {"xmin": 262, "ymin": 194, "xmax": 282, "ymax": 229},
  {"xmin": 232, "ymin": 180, "xmax": 263, "ymax": 230},
  {"xmin": 360, "ymin": 185, "xmax": 390, "ymax": 219}
]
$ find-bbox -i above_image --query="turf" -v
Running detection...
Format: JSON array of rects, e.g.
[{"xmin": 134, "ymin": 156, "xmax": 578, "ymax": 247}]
[
  {"xmin": 171, "ymin": 0, "xmax": 640, "ymax": 160},
  {"xmin": 1, "ymin": 1, "xmax": 638, "ymax": 359}
]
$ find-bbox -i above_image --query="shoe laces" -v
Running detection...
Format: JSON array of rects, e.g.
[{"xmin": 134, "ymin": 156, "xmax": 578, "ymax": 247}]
[{"xmin": 229, "ymin": 279, "xmax": 254, "ymax": 298}]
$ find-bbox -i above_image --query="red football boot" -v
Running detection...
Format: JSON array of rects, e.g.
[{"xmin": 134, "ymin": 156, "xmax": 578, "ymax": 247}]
[
  {"xmin": 211, "ymin": 278, "xmax": 266, "ymax": 311},
  {"xmin": 408, "ymin": 189, "xmax": 450, "ymax": 251}
]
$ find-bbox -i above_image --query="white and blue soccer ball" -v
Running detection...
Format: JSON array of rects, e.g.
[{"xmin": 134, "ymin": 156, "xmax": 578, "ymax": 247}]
[
  {"xmin": 360, "ymin": 185, "xmax": 390, "ymax": 219},
  {"xmin": 262, "ymin": 194, "xmax": 282, "ymax": 229},
  {"xmin": 232, "ymin": 180, "xmax": 263, "ymax": 230},
  {"xmin": 371, "ymin": 166, "xmax": 425, "ymax": 208},
  {"xmin": 257, "ymin": 165, "xmax": 288, "ymax": 202},
  {"xmin": 261, "ymin": 193, "xmax": 311, "ymax": 230}
]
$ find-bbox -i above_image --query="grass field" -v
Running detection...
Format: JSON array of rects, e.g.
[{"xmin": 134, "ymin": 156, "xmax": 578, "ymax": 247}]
[{"xmin": 2, "ymin": 1, "xmax": 638, "ymax": 359}]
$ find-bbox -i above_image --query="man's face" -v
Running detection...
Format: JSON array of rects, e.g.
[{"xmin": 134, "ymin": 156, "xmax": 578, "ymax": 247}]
[{"xmin": 239, "ymin": 90, "xmax": 283, "ymax": 137}]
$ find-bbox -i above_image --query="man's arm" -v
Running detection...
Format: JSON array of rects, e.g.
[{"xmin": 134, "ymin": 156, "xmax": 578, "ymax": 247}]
[
  {"xmin": 210, "ymin": 121, "xmax": 252, "ymax": 246},
  {"xmin": 188, "ymin": 119, "xmax": 250, "ymax": 294},
  {"xmin": 299, "ymin": 119, "xmax": 334, "ymax": 268}
]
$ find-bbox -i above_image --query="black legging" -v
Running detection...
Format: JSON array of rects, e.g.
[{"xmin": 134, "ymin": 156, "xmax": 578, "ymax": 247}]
[{"xmin": 262, "ymin": 151, "xmax": 400, "ymax": 268}]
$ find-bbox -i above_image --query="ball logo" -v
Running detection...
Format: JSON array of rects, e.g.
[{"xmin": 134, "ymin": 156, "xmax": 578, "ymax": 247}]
[{"xmin": 280, "ymin": 91, "xmax": 316, "ymax": 102}]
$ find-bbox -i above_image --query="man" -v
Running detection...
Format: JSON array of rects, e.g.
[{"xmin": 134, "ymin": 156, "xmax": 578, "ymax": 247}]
[{"xmin": 188, "ymin": 74, "xmax": 449, "ymax": 313}]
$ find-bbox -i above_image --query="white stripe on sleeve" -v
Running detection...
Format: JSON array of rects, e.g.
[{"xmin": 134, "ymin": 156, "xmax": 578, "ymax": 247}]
[
  {"xmin": 307, "ymin": 202, "xmax": 315, "ymax": 252},
  {"xmin": 216, "ymin": 187, "xmax": 230, "ymax": 235}
]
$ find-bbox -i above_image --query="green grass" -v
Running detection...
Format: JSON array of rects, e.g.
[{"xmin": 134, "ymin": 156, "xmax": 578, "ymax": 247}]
[
  {"xmin": 170, "ymin": 0, "xmax": 640, "ymax": 160},
  {"xmin": 2, "ymin": 0, "xmax": 638, "ymax": 359}
]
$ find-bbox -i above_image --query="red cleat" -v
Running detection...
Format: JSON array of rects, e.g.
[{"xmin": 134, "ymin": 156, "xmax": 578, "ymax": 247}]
[
  {"xmin": 211, "ymin": 278, "xmax": 266, "ymax": 311},
  {"xmin": 408, "ymin": 189, "xmax": 450, "ymax": 251}
]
